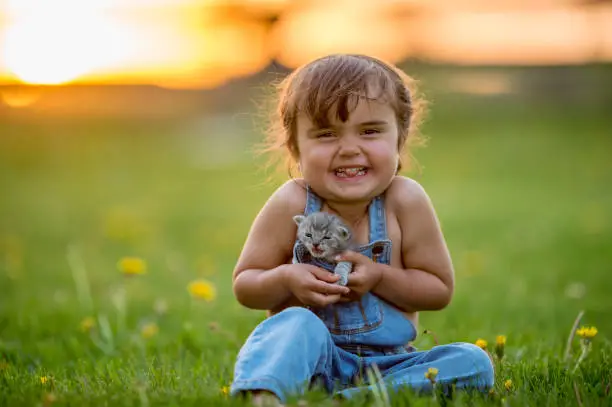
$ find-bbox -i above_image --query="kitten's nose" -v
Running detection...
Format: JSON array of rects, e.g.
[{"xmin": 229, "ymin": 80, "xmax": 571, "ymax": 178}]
[{"xmin": 312, "ymin": 243, "xmax": 320, "ymax": 249}]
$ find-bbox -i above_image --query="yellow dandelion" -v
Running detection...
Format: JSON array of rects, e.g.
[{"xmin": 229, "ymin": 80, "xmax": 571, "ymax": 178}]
[
  {"xmin": 573, "ymin": 326, "xmax": 598, "ymax": 373},
  {"xmin": 80, "ymin": 317, "xmax": 96, "ymax": 332},
  {"xmin": 0, "ymin": 360, "xmax": 9, "ymax": 370},
  {"xmin": 40, "ymin": 376, "xmax": 49, "ymax": 384},
  {"xmin": 221, "ymin": 385, "xmax": 230, "ymax": 396},
  {"xmin": 141, "ymin": 322, "xmax": 159, "ymax": 339},
  {"xmin": 495, "ymin": 335, "xmax": 506, "ymax": 359},
  {"xmin": 187, "ymin": 279, "xmax": 217, "ymax": 302},
  {"xmin": 475, "ymin": 339, "xmax": 488, "ymax": 350},
  {"xmin": 576, "ymin": 326, "xmax": 598, "ymax": 339},
  {"xmin": 117, "ymin": 257, "xmax": 147, "ymax": 275},
  {"xmin": 504, "ymin": 379, "xmax": 513, "ymax": 391},
  {"xmin": 424, "ymin": 367, "xmax": 439, "ymax": 382}
]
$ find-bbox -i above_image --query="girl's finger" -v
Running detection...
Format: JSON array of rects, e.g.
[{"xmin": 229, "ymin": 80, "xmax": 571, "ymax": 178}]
[
  {"xmin": 311, "ymin": 280, "xmax": 350, "ymax": 296},
  {"xmin": 334, "ymin": 250, "xmax": 368, "ymax": 264},
  {"xmin": 309, "ymin": 292, "xmax": 342, "ymax": 307},
  {"xmin": 308, "ymin": 266, "xmax": 341, "ymax": 283}
]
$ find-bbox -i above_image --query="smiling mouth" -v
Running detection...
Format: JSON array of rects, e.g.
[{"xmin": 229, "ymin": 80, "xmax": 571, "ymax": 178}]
[{"xmin": 334, "ymin": 167, "xmax": 368, "ymax": 178}]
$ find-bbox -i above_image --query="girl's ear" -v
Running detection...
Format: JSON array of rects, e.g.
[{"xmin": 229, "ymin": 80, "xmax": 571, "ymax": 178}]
[{"xmin": 293, "ymin": 215, "xmax": 305, "ymax": 226}]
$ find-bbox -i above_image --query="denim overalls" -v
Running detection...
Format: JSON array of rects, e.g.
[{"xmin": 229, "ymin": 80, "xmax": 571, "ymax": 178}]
[
  {"xmin": 292, "ymin": 186, "xmax": 417, "ymax": 355},
  {"xmin": 231, "ymin": 187, "xmax": 494, "ymax": 402}
]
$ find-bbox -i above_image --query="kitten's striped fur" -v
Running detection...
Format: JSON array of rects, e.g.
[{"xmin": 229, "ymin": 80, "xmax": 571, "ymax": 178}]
[{"xmin": 293, "ymin": 212, "xmax": 353, "ymax": 285}]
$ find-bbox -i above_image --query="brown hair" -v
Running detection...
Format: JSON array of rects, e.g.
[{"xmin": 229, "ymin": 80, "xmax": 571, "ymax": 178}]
[{"xmin": 259, "ymin": 54, "xmax": 428, "ymax": 177}]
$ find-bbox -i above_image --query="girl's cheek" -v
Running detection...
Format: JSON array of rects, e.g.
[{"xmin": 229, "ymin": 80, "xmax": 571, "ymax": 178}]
[
  {"xmin": 306, "ymin": 145, "xmax": 333, "ymax": 161},
  {"xmin": 368, "ymin": 141, "xmax": 396, "ymax": 157}
]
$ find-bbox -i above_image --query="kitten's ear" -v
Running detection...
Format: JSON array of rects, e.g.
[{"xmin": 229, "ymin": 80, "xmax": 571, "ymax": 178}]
[
  {"xmin": 293, "ymin": 215, "xmax": 305, "ymax": 226},
  {"xmin": 337, "ymin": 226, "xmax": 351, "ymax": 240}
]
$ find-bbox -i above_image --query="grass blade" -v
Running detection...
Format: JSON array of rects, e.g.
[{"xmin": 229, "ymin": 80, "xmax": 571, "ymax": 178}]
[{"xmin": 66, "ymin": 244, "xmax": 94, "ymax": 313}]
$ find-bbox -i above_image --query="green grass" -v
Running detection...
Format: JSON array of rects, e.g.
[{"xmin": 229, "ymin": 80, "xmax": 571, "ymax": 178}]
[{"xmin": 1, "ymin": 90, "xmax": 611, "ymax": 406}]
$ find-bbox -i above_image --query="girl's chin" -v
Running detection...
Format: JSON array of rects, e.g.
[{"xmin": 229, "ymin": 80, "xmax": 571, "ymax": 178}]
[{"xmin": 324, "ymin": 184, "xmax": 376, "ymax": 202}]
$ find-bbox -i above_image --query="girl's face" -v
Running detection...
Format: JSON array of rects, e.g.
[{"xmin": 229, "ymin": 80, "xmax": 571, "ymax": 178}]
[{"xmin": 295, "ymin": 97, "xmax": 400, "ymax": 204}]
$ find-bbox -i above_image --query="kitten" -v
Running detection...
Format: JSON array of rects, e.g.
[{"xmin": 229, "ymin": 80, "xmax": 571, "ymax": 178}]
[{"xmin": 293, "ymin": 212, "xmax": 353, "ymax": 286}]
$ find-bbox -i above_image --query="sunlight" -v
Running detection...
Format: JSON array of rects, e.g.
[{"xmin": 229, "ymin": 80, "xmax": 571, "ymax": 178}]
[
  {"xmin": 2, "ymin": 0, "xmax": 134, "ymax": 84},
  {"xmin": 4, "ymin": 16, "xmax": 118, "ymax": 84},
  {"xmin": 0, "ymin": 0, "xmax": 609, "ymax": 86},
  {"xmin": 0, "ymin": 0, "xmax": 270, "ymax": 87}
]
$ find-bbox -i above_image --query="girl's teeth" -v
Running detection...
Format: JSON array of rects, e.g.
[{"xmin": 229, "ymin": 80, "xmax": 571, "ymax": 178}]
[{"xmin": 336, "ymin": 168, "xmax": 366, "ymax": 177}]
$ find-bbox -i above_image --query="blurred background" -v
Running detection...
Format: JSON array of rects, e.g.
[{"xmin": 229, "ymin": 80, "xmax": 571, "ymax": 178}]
[
  {"xmin": 1, "ymin": 0, "xmax": 612, "ymax": 114},
  {"xmin": 1, "ymin": 0, "xmax": 611, "ymax": 347}
]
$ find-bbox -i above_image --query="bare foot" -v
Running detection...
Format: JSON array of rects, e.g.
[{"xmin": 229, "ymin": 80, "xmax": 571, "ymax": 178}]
[{"xmin": 251, "ymin": 391, "xmax": 283, "ymax": 407}]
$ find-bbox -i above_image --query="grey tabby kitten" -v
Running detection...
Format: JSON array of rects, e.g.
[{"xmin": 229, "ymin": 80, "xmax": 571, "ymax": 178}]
[{"xmin": 293, "ymin": 212, "xmax": 353, "ymax": 286}]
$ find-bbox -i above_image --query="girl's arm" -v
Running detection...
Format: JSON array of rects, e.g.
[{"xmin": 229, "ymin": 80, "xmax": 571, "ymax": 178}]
[
  {"xmin": 372, "ymin": 177, "xmax": 455, "ymax": 312},
  {"xmin": 232, "ymin": 180, "xmax": 305, "ymax": 310}
]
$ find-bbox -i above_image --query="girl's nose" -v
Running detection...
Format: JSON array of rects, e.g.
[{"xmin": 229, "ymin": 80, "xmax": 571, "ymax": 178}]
[{"xmin": 338, "ymin": 137, "xmax": 361, "ymax": 157}]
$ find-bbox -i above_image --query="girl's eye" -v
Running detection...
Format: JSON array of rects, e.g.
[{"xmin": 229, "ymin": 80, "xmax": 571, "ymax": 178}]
[
  {"xmin": 305, "ymin": 233, "xmax": 312, "ymax": 238},
  {"xmin": 316, "ymin": 131, "xmax": 335, "ymax": 139},
  {"xmin": 362, "ymin": 128, "xmax": 381, "ymax": 136}
]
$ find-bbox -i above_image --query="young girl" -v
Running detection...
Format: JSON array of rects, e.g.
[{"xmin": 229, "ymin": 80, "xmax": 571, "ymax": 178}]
[{"xmin": 230, "ymin": 54, "xmax": 494, "ymax": 404}]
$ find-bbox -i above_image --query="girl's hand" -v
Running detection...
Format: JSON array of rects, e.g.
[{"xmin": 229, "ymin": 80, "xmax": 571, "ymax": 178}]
[
  {"xmin": 282, "ymin": 263, "xmax": 350, "ymax": 308},
  {"xmin": 335, "ymin": 251, "xmax": 383, "ymax": 302}
]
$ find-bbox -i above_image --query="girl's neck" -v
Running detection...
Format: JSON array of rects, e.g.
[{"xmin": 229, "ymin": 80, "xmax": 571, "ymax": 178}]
[{"xmin": 324, "ymin": 200, "xmax": 370, "ymax": 231}]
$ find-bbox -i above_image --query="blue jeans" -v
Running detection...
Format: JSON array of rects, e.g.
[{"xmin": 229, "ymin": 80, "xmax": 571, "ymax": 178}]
[{"xmin": 231, "ymin": 307, "xmax": 495, "ymax": 403}]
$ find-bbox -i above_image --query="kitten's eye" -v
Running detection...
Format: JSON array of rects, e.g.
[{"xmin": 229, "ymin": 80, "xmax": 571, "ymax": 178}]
[
  {"xmin": 305, "ymin": 233, "xmax": 312, "ymax": 238},
  {"xmin": 322, "ymin": 236, "xmax": 331, "ymax": 240}
]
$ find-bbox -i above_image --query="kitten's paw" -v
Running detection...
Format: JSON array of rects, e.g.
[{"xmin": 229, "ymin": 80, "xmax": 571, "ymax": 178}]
[
  {"xmin": 336, "ymin": 275, "xmax": 348, "ymax": 286},
  {"xmin": 333, "ymin": 261, "xmax": 351, "ymax": 286}
]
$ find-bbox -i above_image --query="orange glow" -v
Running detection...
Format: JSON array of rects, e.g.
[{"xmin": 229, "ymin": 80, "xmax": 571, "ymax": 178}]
[
  {"xmin": 445, "ymin": 72, "xmax": 513, "ymax": 95},
  {"xmin": 399, "ymin": 0, "xmax": 579, "ymax": 13},
  {"xmin": 595, "ymin": 5, "xmax": 612, "ymax": 60},
  {"xmin": 272, "ymin": 0, "xmax": 410, "ymax": 68},
  {"xmin": 411, "ymin": 6, "xmax": 611, "ymax": 65},
  {"xmin": 0, "ymin": 1, "xmax": 610, "ymax": 88},
  {"xmin": 0, "ymin": 87, "xmax": 40, "ymax": 107}
]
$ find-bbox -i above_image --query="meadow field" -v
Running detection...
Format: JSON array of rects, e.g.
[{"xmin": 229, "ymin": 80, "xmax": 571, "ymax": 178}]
[{"xmin": 1, "ymin": 66, "xmax": 611, "ymax": 406}]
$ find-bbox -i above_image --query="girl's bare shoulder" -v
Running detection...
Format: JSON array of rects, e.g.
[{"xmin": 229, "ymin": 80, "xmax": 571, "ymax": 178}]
[
  {"xmin": 233, "ymin": 179, "xmax": 308, "ymax": 276},
  {"xmin": 385, "ymin": 176, "xmax": 431, "ymax": 212},
  {"xmin": 265, "ymin": 178, "xmax": 308, "ymax": 217}
]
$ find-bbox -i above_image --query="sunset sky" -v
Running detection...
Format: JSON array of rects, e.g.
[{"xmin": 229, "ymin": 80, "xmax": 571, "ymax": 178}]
[{"xmin": 0, "ymin": 0, "xmax": 610, "ymax": 88}]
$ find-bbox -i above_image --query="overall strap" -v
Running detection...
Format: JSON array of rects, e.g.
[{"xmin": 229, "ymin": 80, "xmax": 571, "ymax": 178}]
[
  {"xmin": 305, "ymin": 185, "xmax": 388, "ymax": 241},
  {"xmin": 368, "ymin": 195, "xmax": 388, "ymax": 241},
  {"xmin": 304, "ymin": 185, "xmax": 323, "ymax": 214}
]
